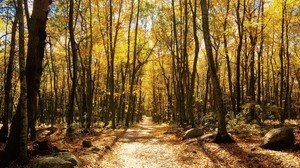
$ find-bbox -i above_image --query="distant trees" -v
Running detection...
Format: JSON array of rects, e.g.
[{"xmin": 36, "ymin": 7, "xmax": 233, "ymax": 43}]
[{"xmin": 149, "ymin": 0, "xmax": 300, "ymax": 127}]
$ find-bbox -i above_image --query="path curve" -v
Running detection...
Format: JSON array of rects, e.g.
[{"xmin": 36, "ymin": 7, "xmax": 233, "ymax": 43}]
[{"xmin": 99, "ymin": 116, "xmax": 183, "ymax": 168}]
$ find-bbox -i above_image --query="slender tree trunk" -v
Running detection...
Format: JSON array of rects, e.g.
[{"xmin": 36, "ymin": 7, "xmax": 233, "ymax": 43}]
[
  {"xmin": 279, "ymin": 0, "xmax": 286, "ymax": 124},
  {"xmin": 257, "ymin": 0, "xmax": 264, "ymax": 105},
  {"xmin": 86, "ymin": 0, "xmax": 94, "ymax": 129},
  {"xmin": 235, "ymin": 0, "xmax": 245, "ymax": 115},
  {"xmin": 186, "ymin": 0, "xmax": 199, "ymax": 128},
  {"xmin": 284, "ymin": 4, "xmax": 290, "ymax": 120},
  {"xmin": 125, "ymin": 0, "xmax": 135, "ymax": 127},
  {"xmin": 200, "ymin": 0, "xmax": 234, "ymax": 143},
  {"xmin": 203, "ymin": 69, "xmax": 210, "ymax": 115},
  {"xmin": 49, "ymin": 37, "xmax": 58, "ymax": 127},
  {"xmin": 67, "ymin": 0, "xmax": 78, "ymax": 134},
  {"xmin": 223, "ymin": 0, "xmax": 235, "ymax": 113},
  {"xmin": 128, "ymin": 0, "xmax": 140, "ymax": 125}
]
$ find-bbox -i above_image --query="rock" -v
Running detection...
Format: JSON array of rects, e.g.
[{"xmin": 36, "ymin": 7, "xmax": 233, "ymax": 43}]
[
  {"xmin": 91, "ymin": 146, "xmax": 101, "ymax": 152},
  {"xmin": 91, "ymin": 145, "xmax": 111, "ymax": 152},
  {"xmin": 32, "ymin": 157, "xmax": 74, "ymax": 168},
  {"xmin": 51, "ymin": 152, "xmax": 81, "ymax": 166},
  {"xmin": 182, "ymin": 128, "xmax": 203, "ymax": 140},
  {"xmin": 261, "ymin": 127, "xmax": 295, "ymax": 150},
  {"xmin": 82, "ymin": 140, "xmax": 93, "ymax": 148},
  {"xmin": 250, "ymin": 146, "xmax": 256, "ymax": 151},
  {"xmin": 104, "ymin": 145, "xmax": 112, "ymax": 151}
]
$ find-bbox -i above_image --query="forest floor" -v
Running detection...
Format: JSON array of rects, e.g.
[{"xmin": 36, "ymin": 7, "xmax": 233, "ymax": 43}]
[{"xmin": 1, "ymin": 116, "xmax": 300, "ymax": 167}]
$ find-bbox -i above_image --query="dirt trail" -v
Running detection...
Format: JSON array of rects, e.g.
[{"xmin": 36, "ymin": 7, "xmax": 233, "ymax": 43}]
[{"xmin": 99, "ymin": 117, "xmax": 183, "ymax": 168}]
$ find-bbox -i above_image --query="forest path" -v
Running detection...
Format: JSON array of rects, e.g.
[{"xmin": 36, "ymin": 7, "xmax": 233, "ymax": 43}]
[{"xmin": 98, "ymin": 116, "xmax": 183, "ymax": 168}]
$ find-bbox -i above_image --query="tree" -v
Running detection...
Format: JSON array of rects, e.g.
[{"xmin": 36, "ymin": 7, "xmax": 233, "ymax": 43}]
[
  {"xmin": 235, "ymin": 0, "xmax": 246, "ymax": 115},
  {"xmin": 26, "ymin": 0, "xmax": 52, "ymax": 140},
  {"xmin": 200, "ymin": 0, "xmax": 234, "ymax": 143}
]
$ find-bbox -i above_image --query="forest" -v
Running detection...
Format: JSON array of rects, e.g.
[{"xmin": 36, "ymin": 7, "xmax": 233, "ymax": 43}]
[{"xmin": 0, "ymin": 0, "xmax": 300, "ymax": 167}]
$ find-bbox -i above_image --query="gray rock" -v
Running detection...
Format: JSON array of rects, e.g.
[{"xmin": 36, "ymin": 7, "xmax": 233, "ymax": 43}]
[
  {"xmin": 82, "ymin": 140, "xmax": 93, "ymax": 148},
  {"xmin": 91, "ymin": 145, "xmax": 112, "ymax": 152},
  {"xmin": 33, "ymin": 157, "xmax": 74, "ymax": 168},
  {"xmin": 182, "ymin": 128, "xmax": 204, "ymax": 140},
  {"xmin": 261, "ymin": 127, "xmax": 295, "ymax": 150},
  {"xmin": 51, "ymin": 152, "xmax": 81, "ymax": 166}
]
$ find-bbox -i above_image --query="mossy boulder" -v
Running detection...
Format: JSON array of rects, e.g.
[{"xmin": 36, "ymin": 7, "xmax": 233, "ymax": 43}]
[
  {"xmin": 261, "ymin": 127, "xmax": 295, "ymax": 150},
  {"xmin": 182, "ymin": 128, "xmax": 204, "ymax": 140},
  {"xmin": 33, "ymin": 157, "xmax": 73, "ymax": 168},
  {"xmin": 50, "ymin": 152, "xmax": 81, "ymax": 166},
  {"xmin": 82, "ymin": 140, "xmax": 93, "ymax": 148}
]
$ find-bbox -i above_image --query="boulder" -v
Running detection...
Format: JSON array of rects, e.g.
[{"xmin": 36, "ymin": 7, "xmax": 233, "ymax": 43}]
[
  {"xmin": 51, "ymin": 152, "xmax": 81, "ymax": 166},
  {"xmin": 82, "ymin": 140, "xmax": 93, "ymax": 148},
  {"xmin": 261, "ymin": 127, "xmax": 295, "ymax": 150},
  {"xmin": 32, "ymin": 157, "xmax": 74, "ymax": 168},
  {"xmin": 182, "ymin": 128, "xmax": 203, "ymax": 140}
]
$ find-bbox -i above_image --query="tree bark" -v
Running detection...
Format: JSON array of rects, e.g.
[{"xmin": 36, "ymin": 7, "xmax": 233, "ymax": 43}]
[{"xmin": 26, "ymin": 0, "xmax": 52, "ymax": 140}]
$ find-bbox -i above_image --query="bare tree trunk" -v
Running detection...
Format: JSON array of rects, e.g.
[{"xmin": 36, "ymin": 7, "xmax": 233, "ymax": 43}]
[
  {"xmin": 257, "ymin": 0, "xmax": 265, "ymax": 105},
  {"xmin": 279, "ymin": 0, "xmax": 287, "ymax": 124},
  {"xmin": 235, "ymin": 0, "xmax": 245, "ymax": 115},
  {"xmin": 125, "ymin": 0, "xmax": 135, "ymax": 127},
  {"xmin": 67, "ymin": 0, "xmax": 78, "ymax": 134},
  {"xmin": 200, "ymin": 0, "xmax": 234, "ymax": 143},
  {"xmin": 128, "ymin": 0, "xmax": 141, "ymax": 126},
  {"xmin": 186, "ymin": 0, "xmax": 199, "ymax": 128},
  {"xmin": 86, "ymin": 0, "xmax": 94, "ymax": 129},
  {"xmin": 223, "ymin": 0, "xmax": 235, "ymax": 113},
  {"xmin": 284, "ymin": 2, "xmax": 290, "ymax": 120},
  {"xmin": 26, "ymin": 0, "xmax": 52, "ymax": 140}
]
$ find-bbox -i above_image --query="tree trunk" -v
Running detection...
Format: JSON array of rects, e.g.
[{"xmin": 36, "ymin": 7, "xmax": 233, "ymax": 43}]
[
  {"xmin": 223, "ymin": 0, "xmax": 235, "ymax": 113},
  {"xmin": 86, "ymin": 0, "xmax": 94, "ymax": 129},
  {"xmin": 279, "ymin": 0, "xmax": 286, "ymax": 124},
  {"xmin": 67, "ymin": 0, "xmax": 78, "ymax": 134},
  {"xmin": 125, "ymin": 0, "xmax": 135, "ymax": 127},
  {"xmin": 235, "ymin": 0, "xmax": 245, "ymax": 115},
  {"xmin": 26, "ymin": 0, "xmax": 52, "ymax": 140},
  {"xmin": 186, "ymin": 0, "xmax": 199, "ymax": 128},
  {"xmin": 200, "ymin": 0, "xmax": 234, "ymax": 143}
]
